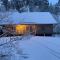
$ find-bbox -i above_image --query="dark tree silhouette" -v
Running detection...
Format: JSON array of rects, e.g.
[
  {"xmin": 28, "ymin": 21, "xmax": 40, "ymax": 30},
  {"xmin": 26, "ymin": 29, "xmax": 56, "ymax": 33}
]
[{"xmin": 2, "ymin": 0, "xmax": 9, "ymax": 10}]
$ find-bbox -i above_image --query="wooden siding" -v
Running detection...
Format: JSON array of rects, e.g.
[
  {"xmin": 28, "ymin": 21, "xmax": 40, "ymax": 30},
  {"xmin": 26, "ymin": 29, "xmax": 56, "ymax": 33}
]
[
  {"xmin": 36, "ymin": 24, "xmax": 53, "ymax": 35},
  {"xmin": 0, "ymin": 24, "xmax": 53, "ymax": 36}
]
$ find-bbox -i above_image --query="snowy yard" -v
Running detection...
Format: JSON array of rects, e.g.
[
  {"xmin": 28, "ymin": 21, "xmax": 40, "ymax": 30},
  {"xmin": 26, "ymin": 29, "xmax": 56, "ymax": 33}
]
[{"xmin": 0, "ymin": 36, "xmax": 60, "ymax": 60}]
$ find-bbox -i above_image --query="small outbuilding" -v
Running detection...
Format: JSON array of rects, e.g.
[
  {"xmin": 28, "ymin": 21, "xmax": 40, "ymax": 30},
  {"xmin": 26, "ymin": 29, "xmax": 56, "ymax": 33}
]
[{"xmin": 0, "ymin": 12, "xmax": 57, "ymax": 36}]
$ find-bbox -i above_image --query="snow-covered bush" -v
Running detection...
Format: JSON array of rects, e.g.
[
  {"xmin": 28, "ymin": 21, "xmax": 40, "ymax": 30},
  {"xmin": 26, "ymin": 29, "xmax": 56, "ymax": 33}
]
[
  {"xmin": 53, "ymin": 24, "xmax": 60, "ymax": 36},
  {"xmin": 54, "ymin": 24, "xmax": 60, "ymax": 33},
  {"xmin": 0, "ymin": 36, "xmax": 30, "ymax": 60}
]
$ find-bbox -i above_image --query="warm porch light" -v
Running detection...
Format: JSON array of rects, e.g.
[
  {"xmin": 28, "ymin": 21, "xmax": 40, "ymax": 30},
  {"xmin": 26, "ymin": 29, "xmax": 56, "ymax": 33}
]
[{"xmin": 16, "ymin": 25, "xmax": 27, "ymax": 34}]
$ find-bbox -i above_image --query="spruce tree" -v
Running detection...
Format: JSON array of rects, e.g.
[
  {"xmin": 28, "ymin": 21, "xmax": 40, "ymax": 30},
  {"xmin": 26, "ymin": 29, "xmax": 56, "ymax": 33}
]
[
  {"xmin": 40, "ymin": 0, "xmax": 49, "ymax": 11},
  {"xmin": 2, "ymin": 0, "xmax": 9, "ymax": 10},
  {"xmin": 58, "ymin": 0, "xmax": 60, "ymax": 5}
]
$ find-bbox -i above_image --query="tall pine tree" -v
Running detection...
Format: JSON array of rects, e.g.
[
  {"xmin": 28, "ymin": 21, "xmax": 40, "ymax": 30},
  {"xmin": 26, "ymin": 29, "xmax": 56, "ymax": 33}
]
[
  {"xmin": 2, "ymin": 0, "xmax": 9, "ymax": 10},
  {"xmin": 58, "ymin": 0, "xmax": 60, "ymax": 5},
  {"xmin": 40, "ymin": 0, "xmax": 49, "ymax": 11}
]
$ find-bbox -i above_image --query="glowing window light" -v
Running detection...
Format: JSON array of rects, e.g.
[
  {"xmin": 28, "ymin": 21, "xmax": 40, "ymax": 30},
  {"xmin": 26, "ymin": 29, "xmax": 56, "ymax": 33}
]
[{"xmin": 16, "ymin": 25, "xmax": 27, "ymax": 34}]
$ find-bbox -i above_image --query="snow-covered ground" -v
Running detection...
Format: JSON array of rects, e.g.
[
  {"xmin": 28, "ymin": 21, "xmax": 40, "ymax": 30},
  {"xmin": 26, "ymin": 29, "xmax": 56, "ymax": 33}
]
[{"xmin": 0, "ymin": 36, "xmax": 60, "ymax": 60}]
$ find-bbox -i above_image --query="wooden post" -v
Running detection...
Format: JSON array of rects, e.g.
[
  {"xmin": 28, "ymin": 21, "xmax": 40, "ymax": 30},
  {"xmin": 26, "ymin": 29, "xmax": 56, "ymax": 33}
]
[{"xmin": 34, "ymin": 25, "xmax": 36, "ymax": 35}]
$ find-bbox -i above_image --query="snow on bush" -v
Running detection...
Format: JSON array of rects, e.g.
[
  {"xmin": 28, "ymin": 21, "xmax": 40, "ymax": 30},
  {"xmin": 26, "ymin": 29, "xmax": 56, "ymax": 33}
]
[{"xmin": 0, "ymin": 36, "xmax": 27, "ymax": 60}]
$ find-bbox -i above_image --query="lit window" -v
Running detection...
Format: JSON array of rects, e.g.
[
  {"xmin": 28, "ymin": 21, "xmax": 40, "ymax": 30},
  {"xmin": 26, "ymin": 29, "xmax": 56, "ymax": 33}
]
[{"xmin": 16, "ymin": 25, "xmax": 27, "ymax": 34}]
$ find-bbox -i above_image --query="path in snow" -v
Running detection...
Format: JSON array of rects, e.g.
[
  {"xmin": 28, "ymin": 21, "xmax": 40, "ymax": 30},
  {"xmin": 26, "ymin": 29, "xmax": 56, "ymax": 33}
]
[{"xmin": 19, "ymin": 36, "xmax": 60, "ymax": 60}]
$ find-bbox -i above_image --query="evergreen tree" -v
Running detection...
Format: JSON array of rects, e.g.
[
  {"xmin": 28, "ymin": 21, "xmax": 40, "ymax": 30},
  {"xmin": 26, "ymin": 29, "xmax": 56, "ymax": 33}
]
[
  {"xmin": 54, "ymin": 4, "xmax": 59, "ymax": 15},
  {"xmin": 40, "ymin": 0, "xmax": 49, "ymax": 11},
  {"xmin": 49, "ymin": 3, "xmax": 54, "ymax": 13},
  {"xmin": 2, "ymin": 0, "xmax": 9, "ymax": 10},
  {"xmin": 54, "ymin": 0, "xmax": 60, "ymax": 15},
  {"xmin": 12, "ymin": 0, "xmax": 20, "ymax": 11},
  {"xmin": 57, "ymin": 0, "xmax": 60, "ymax": 12},
  {"xmin": 24, "ymin": 0, "xmax": 49, "ymax": 12},
  {"xmin": 58, "ymin": 0, "xmax": 60, "ymax": 5}
]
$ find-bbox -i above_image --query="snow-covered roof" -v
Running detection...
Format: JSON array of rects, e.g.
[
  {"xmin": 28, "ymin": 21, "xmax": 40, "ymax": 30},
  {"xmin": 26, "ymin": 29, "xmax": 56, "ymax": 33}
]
[{"xmin": 0, "ymin": 12, "xmax": 57, "ymax": 25}]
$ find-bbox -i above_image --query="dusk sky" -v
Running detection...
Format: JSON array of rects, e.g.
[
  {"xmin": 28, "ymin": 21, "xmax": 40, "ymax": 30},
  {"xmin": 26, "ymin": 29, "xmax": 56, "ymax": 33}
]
[{"xmin": 48, "ymin": 0, "xmax": 59, "ymax": 4}]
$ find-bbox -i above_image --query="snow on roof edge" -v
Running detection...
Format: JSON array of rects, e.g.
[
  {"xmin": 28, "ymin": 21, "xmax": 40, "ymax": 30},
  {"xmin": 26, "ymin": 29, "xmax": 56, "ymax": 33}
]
[{"xmin": 0, "ymin": 12, "xmax": 57, "ymax": 25}]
